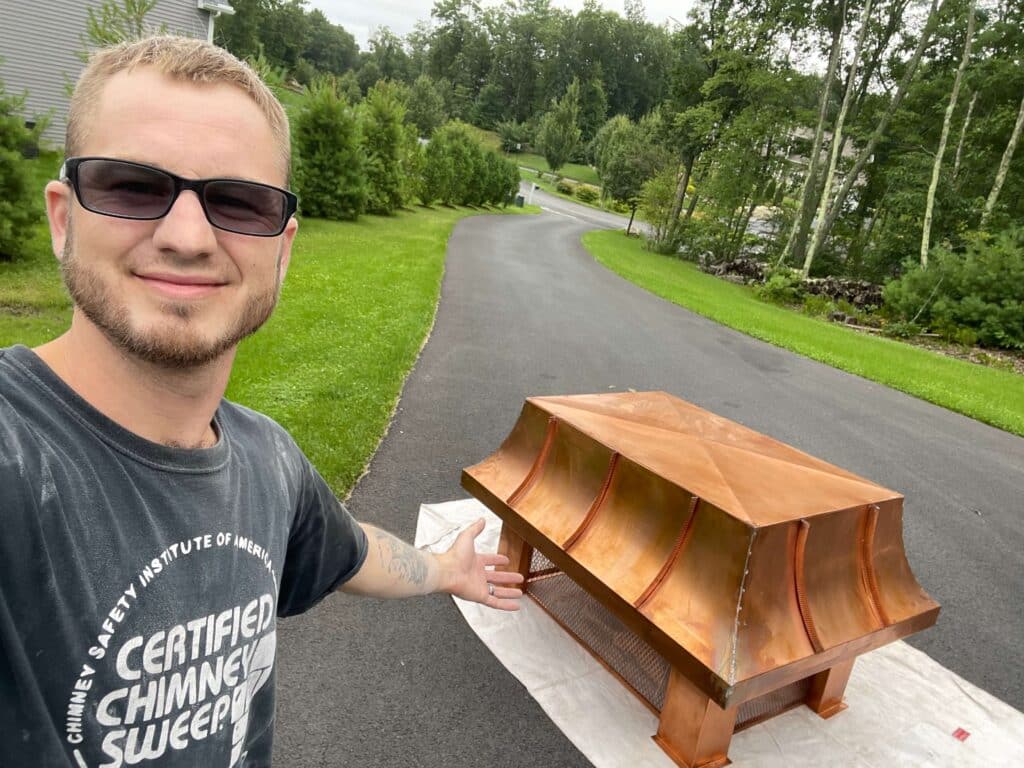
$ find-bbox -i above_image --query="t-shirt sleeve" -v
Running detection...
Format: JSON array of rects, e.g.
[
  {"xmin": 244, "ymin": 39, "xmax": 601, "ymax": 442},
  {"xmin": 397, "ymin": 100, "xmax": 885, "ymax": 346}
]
[{"xmin": 277, "ymin": 460, "xmax": 368, "ymax": 617}]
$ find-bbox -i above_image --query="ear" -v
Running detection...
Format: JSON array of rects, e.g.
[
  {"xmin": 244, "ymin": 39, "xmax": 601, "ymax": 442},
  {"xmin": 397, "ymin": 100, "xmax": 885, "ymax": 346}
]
[
  {"xmin": 276, "ymin": 216, "xmax": 298, "ymax": 284},
  {"xmin": 45, "ymin": 180, "xmax": 71, "ymax": 261}
]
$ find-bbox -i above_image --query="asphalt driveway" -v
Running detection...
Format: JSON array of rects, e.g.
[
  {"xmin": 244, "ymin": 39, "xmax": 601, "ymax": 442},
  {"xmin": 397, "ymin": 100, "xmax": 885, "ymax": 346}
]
[{"xmin": 273, "ymin": 195, "xmax": 1024, "ymax": 767}]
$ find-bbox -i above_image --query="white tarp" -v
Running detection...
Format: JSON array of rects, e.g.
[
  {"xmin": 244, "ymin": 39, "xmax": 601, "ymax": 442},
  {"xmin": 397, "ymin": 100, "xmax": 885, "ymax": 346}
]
[{"xmin": 415, "ymin": 499, "xmax": 1024, "ymax": 768}]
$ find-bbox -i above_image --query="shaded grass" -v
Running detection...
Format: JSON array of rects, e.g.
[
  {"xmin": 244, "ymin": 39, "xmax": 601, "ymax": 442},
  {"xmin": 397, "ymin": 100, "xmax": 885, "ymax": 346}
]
[{"xmin": 583, "ymin": 229, "xmax": 1024, "ymax": 436}]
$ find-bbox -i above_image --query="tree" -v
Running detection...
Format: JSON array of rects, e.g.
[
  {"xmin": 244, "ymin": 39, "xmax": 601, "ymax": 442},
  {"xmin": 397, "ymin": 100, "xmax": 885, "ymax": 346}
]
[
  {"xmin": 921, "ymin": 0, "xmax": 976, "ymax": 267},
  {"xmin": 594, "ymin": 115, "xmax": 668, "ymax": 234},
  {"xmin": 979, "ymin": 92, "xmax": 1024, "ymax": 229},
  {"xmin": 303, "ymin": 9, "xmax": 358, "ymax": 75},
  {"xmin": 293, "ymin": 78, "xmax": 366, "ymax": 219},
  {"xmin": 406, "ymin": 75, "xmax": 447, "ymax": 137},
  {"xmin": 0, "ymin": 76, "xmax": 45, "ymax": 260},
  {"xmin": 535, "ymin": 78, "xmax": 581, "ymax": 173},
  {"xmin": 81, "ymin": 0, "xmax": 162, "ymax": 52},
  {"xmin": 362, "ymin": 81, "xmax": 407, "ymax": 214}
]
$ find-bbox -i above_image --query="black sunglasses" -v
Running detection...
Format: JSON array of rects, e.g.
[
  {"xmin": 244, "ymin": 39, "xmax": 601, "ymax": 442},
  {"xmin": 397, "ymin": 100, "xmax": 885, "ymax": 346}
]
[{"xmin": 60, "ymin": 157, "xmax": 298, "ymax": 237}]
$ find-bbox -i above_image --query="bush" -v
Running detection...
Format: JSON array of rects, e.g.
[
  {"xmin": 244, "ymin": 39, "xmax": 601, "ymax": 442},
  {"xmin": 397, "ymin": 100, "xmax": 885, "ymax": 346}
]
[
  {"xmin": 422, "ymin": 121, "xmax": 504, "ymax": 207},
  {"xmin": 556, "ymin": 179, "xmax": 576, "ymax": 195},
  {"xmin": 361, "ymin": 81, "xmax": 406, "ymax": 214},
  {"xmin": 496, "ymin": 120, "xmax": 531, "ymax": 153},
  {"xmin": 883, "ymin": 228, "xmax": 1024, "ymax": 350},
  {"xmin": 575, "ymin": 184, "xmax": 599, "ymax": 203},
  {"xmin": 293, "ymin": 78, "xmax": 366, "ymax": 220},
  {"xmin": 0, "ymin": 77, "xmax": 44, "ymax": 260},
  {"xmin": 754, "ymin": 269, "xmax": 805, "ymax": 306},
  {"xmin": 802, "ymin": 294, "xmax": 833, "ymax": 317}
]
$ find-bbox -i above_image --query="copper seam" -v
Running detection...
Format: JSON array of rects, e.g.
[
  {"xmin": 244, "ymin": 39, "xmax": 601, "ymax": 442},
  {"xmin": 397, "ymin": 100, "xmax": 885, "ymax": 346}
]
[
  {"xmin": 634, "ymin": 495, "xmax": 701, "ymax": 610},
  {"xmin": 506, "ymin": 416, "xmax": 558, "ymax": 507},
  {"xmin": 860, "ymin": 504, "xmax": 891, "ymax": 627},
  {"xmin": 794, "ymin": 519, "xmax": 824, "ymax": 653},
  {"xmin": 563, "ymin": 452, "xmax": 621, "ymax": 551}
]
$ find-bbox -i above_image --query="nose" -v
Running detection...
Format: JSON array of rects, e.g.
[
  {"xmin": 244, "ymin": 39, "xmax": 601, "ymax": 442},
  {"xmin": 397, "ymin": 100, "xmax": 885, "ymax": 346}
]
[{"xmin": 151, "ymin": 189, "xmax": 219, "ymax": 257}]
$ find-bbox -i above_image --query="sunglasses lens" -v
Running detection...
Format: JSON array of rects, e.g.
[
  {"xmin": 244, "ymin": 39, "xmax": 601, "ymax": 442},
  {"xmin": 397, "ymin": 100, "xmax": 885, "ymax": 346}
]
[
  {"xmin": 204, "ymin": 180, "xmax": 287, "ymax": 236},
  {"xmin": 76, "ymin": 159, "xmax": 174, "ymax": 219}
]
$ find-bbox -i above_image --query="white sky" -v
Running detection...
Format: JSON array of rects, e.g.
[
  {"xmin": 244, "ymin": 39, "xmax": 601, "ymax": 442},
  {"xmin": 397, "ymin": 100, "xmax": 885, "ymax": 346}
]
[{"xmin": 304, "ymin": 0, "xmax": 695, "ymax": 50}]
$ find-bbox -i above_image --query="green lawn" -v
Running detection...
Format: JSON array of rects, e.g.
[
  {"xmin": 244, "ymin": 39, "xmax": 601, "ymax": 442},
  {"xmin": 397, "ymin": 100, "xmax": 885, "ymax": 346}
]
[
  {"xmin": 510, "ymin": 151, "xmax": 601, "ymax": 186},
  {"xmin": 583, "ymin": 229, "xmax": 1024, "ymax": 437},
  {"xmin": 1, "ymin": 204, "xmax": 534, "ymax": 496}
]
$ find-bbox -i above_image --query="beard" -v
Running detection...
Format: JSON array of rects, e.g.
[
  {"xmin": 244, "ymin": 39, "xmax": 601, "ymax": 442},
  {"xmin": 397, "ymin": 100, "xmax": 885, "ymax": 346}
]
[{"xmin": 60, "ymin": 223, "xmax": 283, "ymax": 369}]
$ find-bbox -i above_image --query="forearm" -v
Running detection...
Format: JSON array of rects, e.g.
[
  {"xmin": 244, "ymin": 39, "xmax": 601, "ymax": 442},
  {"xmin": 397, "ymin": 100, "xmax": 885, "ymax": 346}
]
[{"xmin": 340, "ymin": 524, "xmax": 452, "ymax": 599}]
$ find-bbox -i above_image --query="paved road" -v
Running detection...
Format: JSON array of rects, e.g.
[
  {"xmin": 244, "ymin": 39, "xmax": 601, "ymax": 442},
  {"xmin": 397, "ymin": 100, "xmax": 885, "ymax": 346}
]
[{"xmin": 273, "ymin": 198, "xmax": 1024, "ymax": 766}]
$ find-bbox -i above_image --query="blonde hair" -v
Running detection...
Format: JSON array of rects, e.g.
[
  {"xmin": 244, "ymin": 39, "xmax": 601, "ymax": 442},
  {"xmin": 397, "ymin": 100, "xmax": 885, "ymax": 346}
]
[{"xmin": 67, "ymin": 35, "xmax": 290, "ymax": 179}]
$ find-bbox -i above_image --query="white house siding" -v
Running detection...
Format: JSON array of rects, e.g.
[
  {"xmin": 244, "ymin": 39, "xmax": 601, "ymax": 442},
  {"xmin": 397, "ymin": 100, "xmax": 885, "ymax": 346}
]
[{"xmin": 0, "ymin": 0, "xmax": 214, "ymax": 147}]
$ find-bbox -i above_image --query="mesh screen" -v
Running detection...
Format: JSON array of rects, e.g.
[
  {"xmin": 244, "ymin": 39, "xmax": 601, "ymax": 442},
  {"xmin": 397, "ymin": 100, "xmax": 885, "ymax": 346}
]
[
  {"xmin": 736, "ymin": 677, "xmax": 812, "ymax": 729},
  {"xmin": 526, "ymin": 553, "xmax": 814, "ymax": 726},
  {"xmin": 526, "ymin": 564, "xmax": 670, "ymax": 710}
]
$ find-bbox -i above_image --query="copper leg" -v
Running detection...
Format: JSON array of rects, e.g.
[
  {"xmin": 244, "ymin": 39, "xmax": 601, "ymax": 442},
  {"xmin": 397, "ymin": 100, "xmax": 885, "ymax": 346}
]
[
  {"xmin": 654, "ymin": 668, "xmax": 736, "ymax": 768},
  {"xmin": 807, "ymin": 658, "xmax": 855, "ymax": 719},
  {"xmin": 497, "ymin": 525, "xmax": 533, "ymax": 583}
]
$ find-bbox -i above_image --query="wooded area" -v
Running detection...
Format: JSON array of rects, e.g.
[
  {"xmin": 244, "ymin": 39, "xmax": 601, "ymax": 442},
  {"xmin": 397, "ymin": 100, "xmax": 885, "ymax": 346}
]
[
  {"xmin": 2, "ymin": 0, "xmax": 1021, "ymax": 351},
  {"xmin": 212, "ymin": 0, "xmax": 1023, "ymax": 350}
]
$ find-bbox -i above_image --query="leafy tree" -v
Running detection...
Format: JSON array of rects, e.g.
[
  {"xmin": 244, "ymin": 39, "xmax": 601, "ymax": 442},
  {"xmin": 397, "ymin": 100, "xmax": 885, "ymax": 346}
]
[
  {"xmin": 598, "ymin": 116, "xmax": 669, "ymax": 234},
  {"xmin": 303, "ymin": 9, "xmax": 358, "ymax": 75},
  {"xmin": 535, "ymin": 78, "xmax": 581, "ymax": 173},
  {"xmin": 367, "ymin": 27, "xmax": 410, "ymax": 82},
  {"xmin": 473, "ymin": 83, "xmax": 506, "ymax": 130},
  {"xmin": 406, "ymin": 75, "xmax": 447, "ymax": 137},
  {"xmin": 357, "ymin": 61, "xmax": 383, "ymax": 95},
  {"xmin": 293, "ymin": 78, "xmax": 366, "ymax": 219},
  {"xmin": 0, "ymin": 77, "xmax": 44, "ymax": 260},
  {"xmin": 361, "ymin": 81, "xmax": 407, "ymax": 214},
  {"xmin": 577, "ymin": 76, "xmax": 608, "ymax": 144}
]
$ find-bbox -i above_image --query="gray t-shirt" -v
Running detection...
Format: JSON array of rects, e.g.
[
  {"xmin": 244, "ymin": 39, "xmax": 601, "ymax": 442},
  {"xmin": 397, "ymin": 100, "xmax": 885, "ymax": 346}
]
[{"xmin": 0, "ymin": 345, "xmax": 368, "ymax": 767}]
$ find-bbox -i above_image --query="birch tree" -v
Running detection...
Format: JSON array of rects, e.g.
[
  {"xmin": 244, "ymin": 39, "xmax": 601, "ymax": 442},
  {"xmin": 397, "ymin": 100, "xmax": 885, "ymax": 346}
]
[
  {"xmin": 802, "ymin": 0, "xmax": 874, "ymax": 277},
  {"xmin": 777, "ymin": 0, "xmax": 847, "ymax": 267},
  {"xmin": 979, "ymin": 92, "xmax": 1024, "ymax": 229},
  {"xmin": 920, "ymin": 0, "xmax": 976, "ymax": 268}
]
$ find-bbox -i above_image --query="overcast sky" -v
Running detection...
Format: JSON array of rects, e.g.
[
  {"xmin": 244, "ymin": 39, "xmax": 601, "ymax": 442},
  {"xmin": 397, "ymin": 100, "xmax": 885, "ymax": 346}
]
[{"xmin": 305, "ymin": 0, "xmax": 695, "ymax": 50}]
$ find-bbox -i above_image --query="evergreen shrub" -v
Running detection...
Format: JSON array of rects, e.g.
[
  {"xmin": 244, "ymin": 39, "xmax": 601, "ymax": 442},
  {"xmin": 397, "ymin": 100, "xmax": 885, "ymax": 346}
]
[
  {"xmin": 556, "ymin": 179, "xmax": 576, "ymax": 195},
  {"xmin": 293, "ymin": 78, "xmax": 366, "ymax": 220},
  {"xmin": 883, "ymin": 228, "xmax": 1024, "ymax": 350},
  {"xmin": 361, "ymin": 81, "xmax": 406, "ymax": 214},
  {"xmin": 0, "ymin": 78, "xmax": 44, "ymax": 260}
]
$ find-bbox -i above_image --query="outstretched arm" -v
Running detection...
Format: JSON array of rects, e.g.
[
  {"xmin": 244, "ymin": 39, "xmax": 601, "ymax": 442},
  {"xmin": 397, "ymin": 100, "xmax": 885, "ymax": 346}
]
[{"xmin": 340, "ymin": 519, "xmax": 524, "ymax": 611}]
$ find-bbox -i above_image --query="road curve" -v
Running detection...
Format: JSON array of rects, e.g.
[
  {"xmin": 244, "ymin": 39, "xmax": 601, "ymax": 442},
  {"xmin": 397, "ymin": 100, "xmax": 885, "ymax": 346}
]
[{"xmin": 273, "ymin": 201, "xmax": 1024, "ymax": 767}]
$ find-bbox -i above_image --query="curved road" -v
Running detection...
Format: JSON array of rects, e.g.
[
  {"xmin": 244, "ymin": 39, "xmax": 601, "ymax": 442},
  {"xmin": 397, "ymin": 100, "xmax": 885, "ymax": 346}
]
[{"xmin": 274, "ymin": 190, "xmax": 1024, "ymax": 766}]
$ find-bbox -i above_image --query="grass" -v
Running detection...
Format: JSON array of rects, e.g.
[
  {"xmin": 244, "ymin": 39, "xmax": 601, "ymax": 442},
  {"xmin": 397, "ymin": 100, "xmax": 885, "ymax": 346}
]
[
  {"xmin": 1, "ymin": 200, "xmax": 535, "ymax": 497},
  {"xmin": 510, "ymin": 151, "xmax": 601, "ymax": 186},
  {"xmin": 582, "ymin": 229, "xmax": 1024, "ymax": 437}
]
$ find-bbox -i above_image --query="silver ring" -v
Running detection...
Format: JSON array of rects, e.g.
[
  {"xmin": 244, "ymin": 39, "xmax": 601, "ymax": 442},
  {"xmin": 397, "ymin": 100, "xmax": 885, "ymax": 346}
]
[{"xmin": 488, "ymin": 583, "xmax": 495, "ymax": 597}]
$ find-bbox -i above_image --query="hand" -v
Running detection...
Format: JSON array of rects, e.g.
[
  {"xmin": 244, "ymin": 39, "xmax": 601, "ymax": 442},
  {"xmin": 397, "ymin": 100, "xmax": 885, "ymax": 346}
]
[{"xmin": 440, "ymin": 519, "xmax": 524, "ymax": 611}]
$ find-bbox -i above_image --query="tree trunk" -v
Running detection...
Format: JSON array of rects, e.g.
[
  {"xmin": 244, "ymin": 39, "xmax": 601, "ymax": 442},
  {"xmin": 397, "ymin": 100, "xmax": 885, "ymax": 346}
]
[
  {"xmin": 777, "ymin": 3, "xmax": 846, "ymax": 267},
  {"xmin": 980, "ymin": 91, "xmax": 1024, "ymax": 229},
  {"xmin": 920, "ymin": 0, "xmax": 975, "ymax": 268},
  {"xmin": 668, "ymin": 156, "xmax": 696, "ymax": 232},
  {"xmin": 810, "ymin": 0, "xmax": 945, "ymax": 260},
  {"xmin": 627, "ymin": 204, "xmax": 637, "ymax": 236},
  {"xmin": 803, "ymin": 0, "xmax": 874, "ymax": 278},
  {"xmin": 952, "ymin": 90, "xmax": 978, "ymax": 183}
]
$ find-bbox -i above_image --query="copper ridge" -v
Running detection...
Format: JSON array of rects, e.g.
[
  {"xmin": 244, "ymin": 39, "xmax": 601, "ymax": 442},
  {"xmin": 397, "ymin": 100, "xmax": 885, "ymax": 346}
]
[
  {"xmin": 564, "ymin": 452, "xmax": 621, "ymax": 551},
  {"xmin": 506, "ymin": 416, "xmax": 558, "ymax": 506},
  {"xmin": 860, "ymin": 504, "xmax": 891, "ymax": 627},
  {"xmin": 634, "ymin": 495, "xmax": 701, "ymax": 610}
]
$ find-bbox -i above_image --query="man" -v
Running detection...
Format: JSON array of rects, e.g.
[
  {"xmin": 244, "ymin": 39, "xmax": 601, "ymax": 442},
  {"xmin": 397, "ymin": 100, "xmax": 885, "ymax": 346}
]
[{"xmin": 0, "ymin": 36, "xmax": 522, "ymax": 767}]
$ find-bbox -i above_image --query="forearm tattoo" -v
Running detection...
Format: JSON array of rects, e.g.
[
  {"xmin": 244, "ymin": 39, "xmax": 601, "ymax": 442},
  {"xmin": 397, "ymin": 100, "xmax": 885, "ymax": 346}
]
[{"xmin": 373, "ymin": 529, "xmax": 429, "ymax": 587}]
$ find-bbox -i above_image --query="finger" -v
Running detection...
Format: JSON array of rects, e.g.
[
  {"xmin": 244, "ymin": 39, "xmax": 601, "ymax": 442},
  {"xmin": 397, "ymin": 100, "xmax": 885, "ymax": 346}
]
[
  {"xmin": 490, "ymin": 586, "xmax": 523, "ymax": 600},
  {"xmin": 467, "ymin": 518, "xmax": 486, "ymax": 538},
  {"xmin": 487, "ymin": 570, "xmax": 525, "ymax": 585},
  {"xmin": 482, "ymin": 553, "xmax": 510, "ymax": 567}
]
